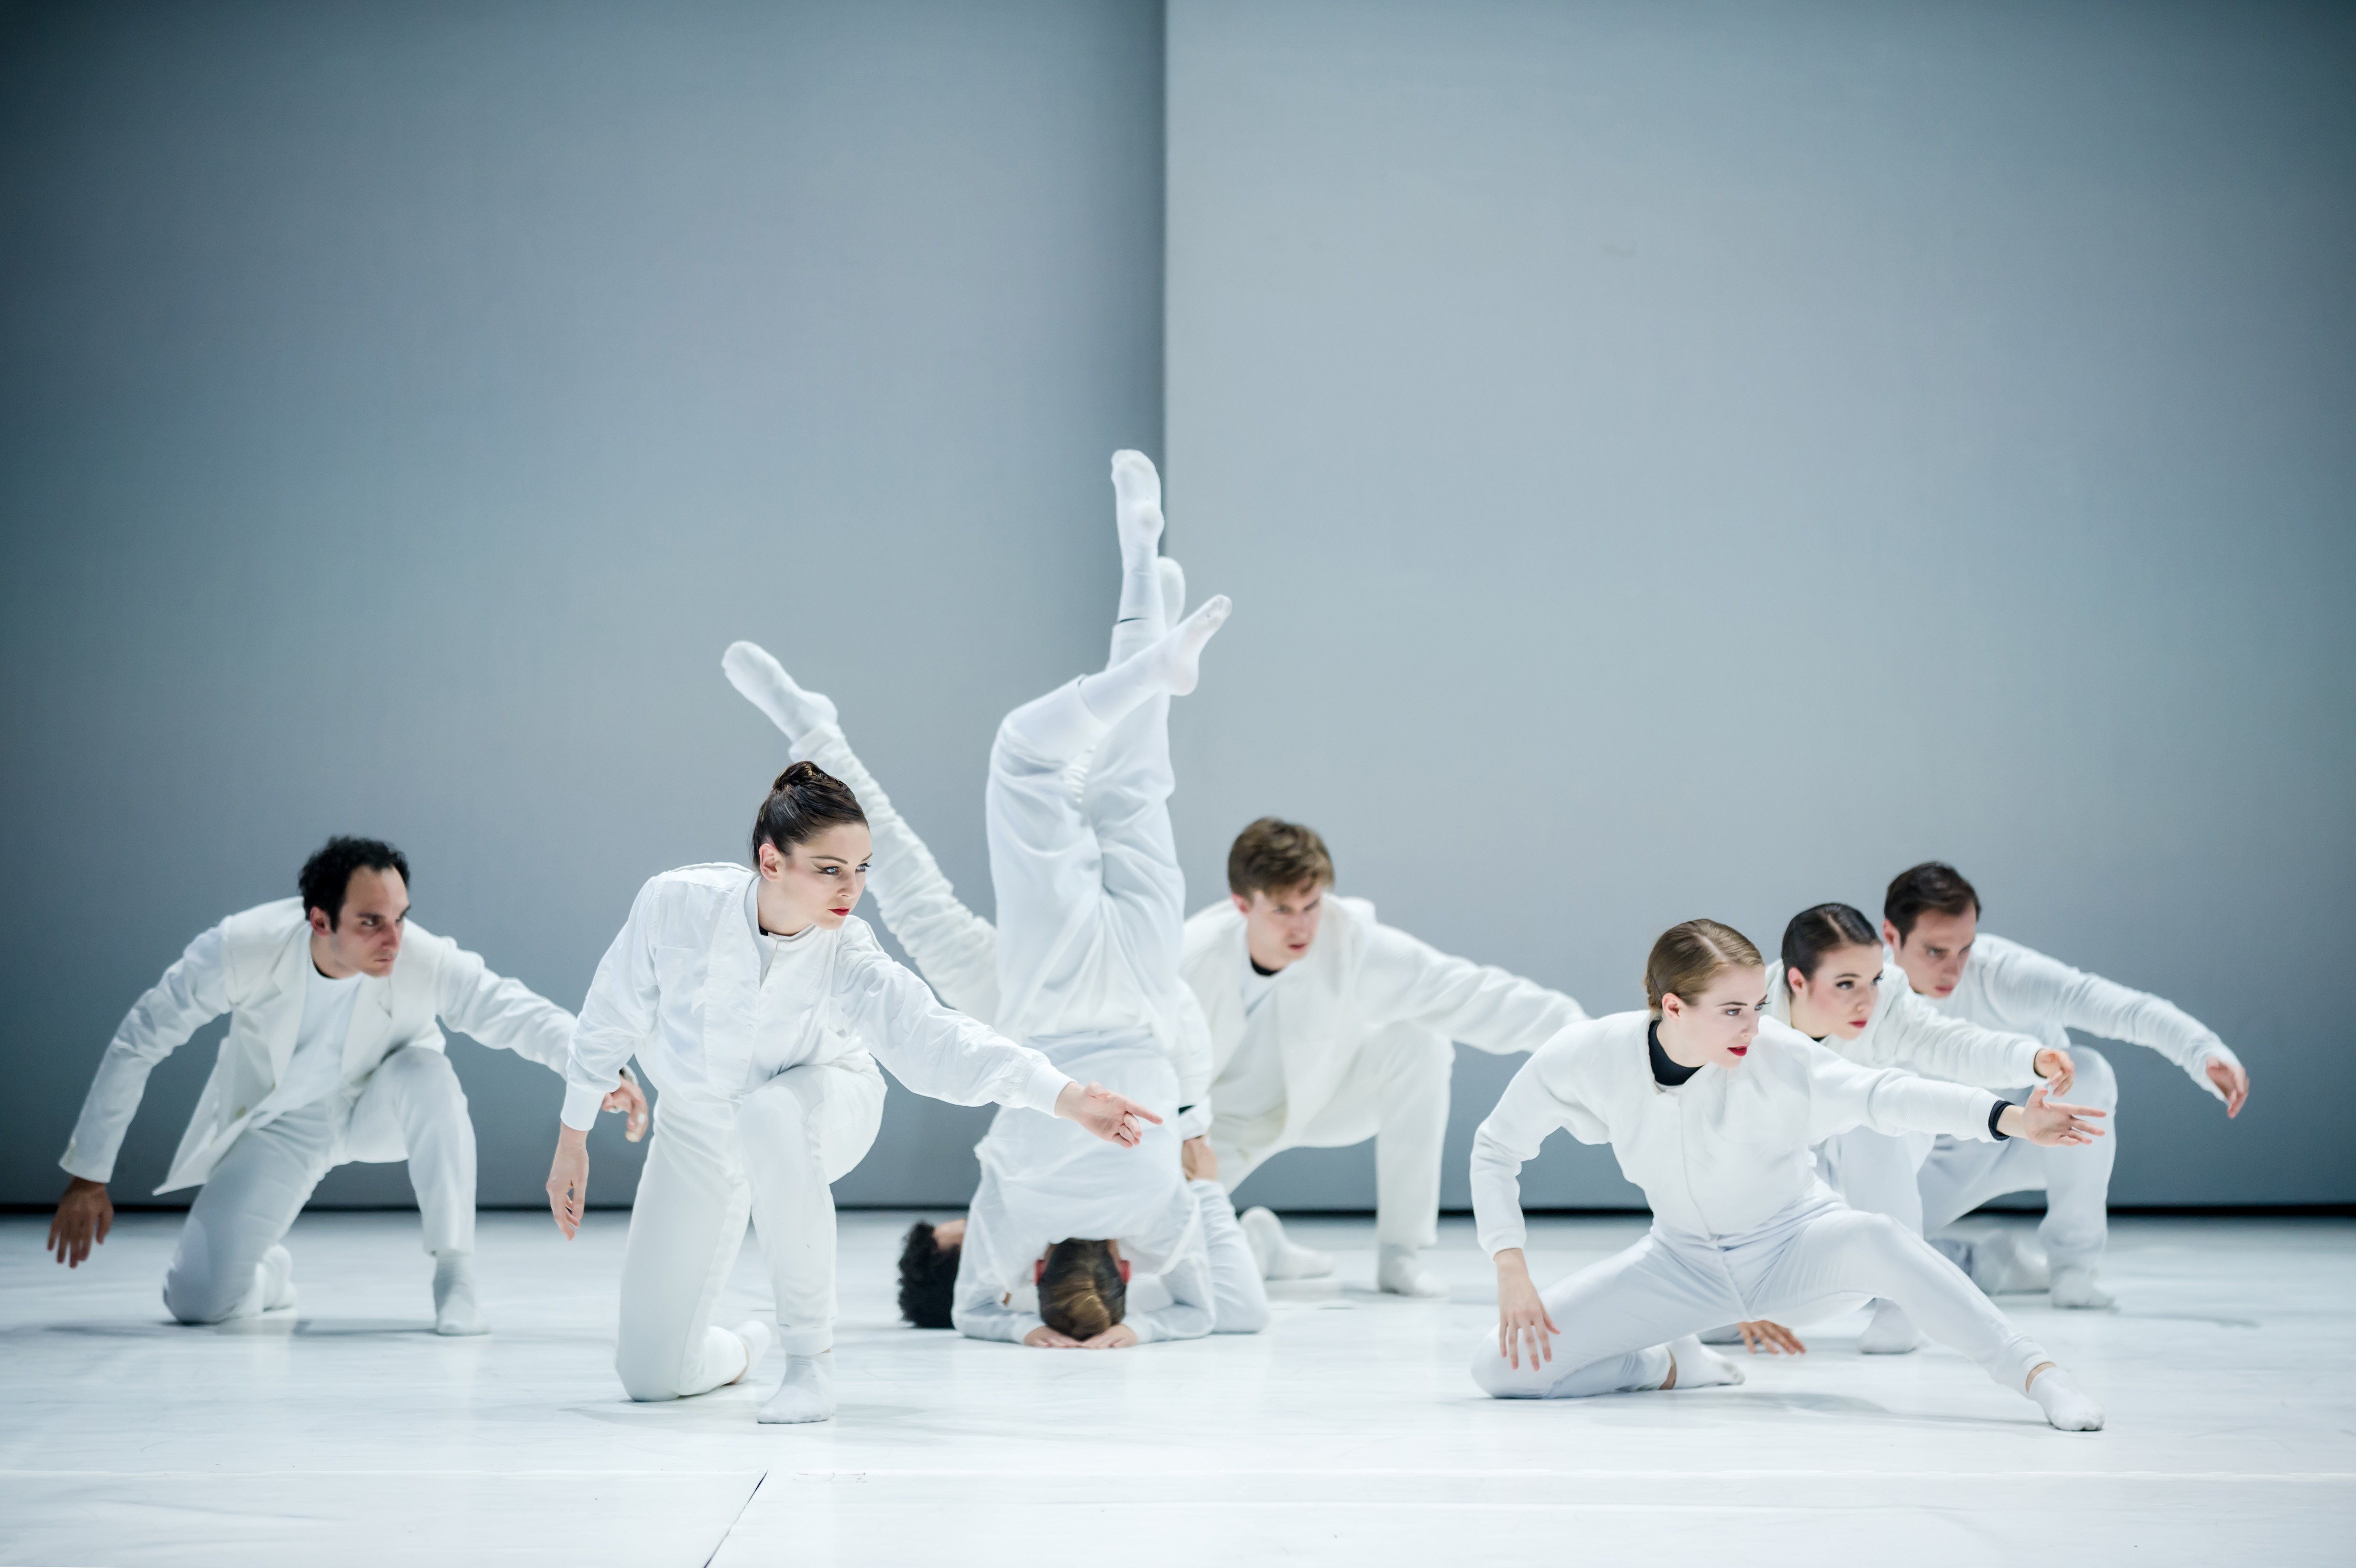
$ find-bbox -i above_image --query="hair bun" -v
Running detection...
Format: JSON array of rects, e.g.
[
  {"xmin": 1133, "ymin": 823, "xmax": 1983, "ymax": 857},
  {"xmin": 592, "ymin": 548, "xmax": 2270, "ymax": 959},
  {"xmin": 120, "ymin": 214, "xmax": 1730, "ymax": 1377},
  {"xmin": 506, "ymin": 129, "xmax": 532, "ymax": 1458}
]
[{"xmin": 773, "ymin": 760, "xmax": 822, "ymax": 792}]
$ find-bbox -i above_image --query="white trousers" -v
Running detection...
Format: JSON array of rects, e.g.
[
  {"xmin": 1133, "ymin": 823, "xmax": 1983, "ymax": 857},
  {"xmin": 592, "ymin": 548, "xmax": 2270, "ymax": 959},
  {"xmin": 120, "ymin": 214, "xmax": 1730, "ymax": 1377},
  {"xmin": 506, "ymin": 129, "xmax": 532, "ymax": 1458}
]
[
  {"xmin": 1917, "ymin": 1047, "xmax": 2119, "ymax": 1269},
  {"xmin": 1194, "ymin": 1180, "xmax": 1273, "ymax": 1334},
  {"xmin": 1470, "ymin": 1192, "xmax": 2049, "ymax": 1400},
  {"xmin": 614, "ymin": 1054, "xmax": 886, "ymax": 1400},
  {"xmin": 163, "ymin": 1045, "xmax": 473, "ymax": 1324},
  {"xmin": 1215, "ymin": 1022, "xmax": 1454, "ymax": 1250},
  {"xmin": 1814, "ymin": 1126, "xmax": 1937, "ymax": 1236}
]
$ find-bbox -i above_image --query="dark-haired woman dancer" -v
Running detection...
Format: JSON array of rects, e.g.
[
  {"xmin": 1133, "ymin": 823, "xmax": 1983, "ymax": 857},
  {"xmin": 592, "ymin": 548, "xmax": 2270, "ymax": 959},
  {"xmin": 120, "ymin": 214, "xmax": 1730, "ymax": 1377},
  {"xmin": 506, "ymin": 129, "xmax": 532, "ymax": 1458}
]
[
  {"xmin": 546, "ymin": 763, "xmax": 1157, "ymax": 1424},
  {"xmin": 1470, "ymin": 921, "xmax": 2111, "ymax": 1430}
]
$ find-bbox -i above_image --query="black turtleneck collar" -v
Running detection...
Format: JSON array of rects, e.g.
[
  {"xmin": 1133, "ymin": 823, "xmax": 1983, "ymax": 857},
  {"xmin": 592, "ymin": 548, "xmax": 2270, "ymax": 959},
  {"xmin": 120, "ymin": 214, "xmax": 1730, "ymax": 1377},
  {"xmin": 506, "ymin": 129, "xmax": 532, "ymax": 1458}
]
[{"xmin": 1648, "ymin": 1019, "xmax": 1702, "ymax": 1088}]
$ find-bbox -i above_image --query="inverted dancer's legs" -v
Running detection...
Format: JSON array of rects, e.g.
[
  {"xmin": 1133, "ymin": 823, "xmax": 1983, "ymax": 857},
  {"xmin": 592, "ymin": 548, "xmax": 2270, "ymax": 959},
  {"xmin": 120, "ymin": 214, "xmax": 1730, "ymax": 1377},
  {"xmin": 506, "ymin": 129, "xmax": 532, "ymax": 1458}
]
[
  {"xmin": 724, "ymin": 640, "xmax": 1001, "ymax": 1020},
  {"xmin": 1192, "ymin": 1179, "xmax": 1272, "ymax": 1334}
]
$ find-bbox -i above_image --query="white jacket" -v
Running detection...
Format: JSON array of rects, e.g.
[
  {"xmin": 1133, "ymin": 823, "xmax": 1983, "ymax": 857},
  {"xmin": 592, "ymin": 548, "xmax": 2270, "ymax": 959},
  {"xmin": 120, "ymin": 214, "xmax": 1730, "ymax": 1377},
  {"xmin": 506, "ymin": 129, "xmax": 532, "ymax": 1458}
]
[
  {"xmin": 951, "ymin": 1032, "xmax": 1214, "ymax": 1344},
  {"xmin": 563, "ymin": 864, "xmax": 1069, "ymax": 1130},
  {"xmin": 62, "ymin": 898, "xmax": 575, "ymax": 1193},
  {"xmin": 1469, "ymin": 1012, "xmax": 2002, "ymax": 1254},
  {"xmin": 1922, "ymin": 933, "xmax": 2244, "ymax": 1102},
  {"xmin": 1768, "ymin": 958, "xmax": 2042, "ymax": 1089},
  {"xmin": 1179, "ymin": 895, "xmax": 1584, "ymax": 1155}
]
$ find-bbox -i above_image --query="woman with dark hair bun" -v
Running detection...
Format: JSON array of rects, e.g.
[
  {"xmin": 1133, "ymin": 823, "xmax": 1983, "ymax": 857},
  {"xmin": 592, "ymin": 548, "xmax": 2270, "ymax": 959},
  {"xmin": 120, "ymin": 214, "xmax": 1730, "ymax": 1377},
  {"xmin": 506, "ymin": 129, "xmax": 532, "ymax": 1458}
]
[{"xmin": 545, "ymin": 760, "xmax": 1159, "ymax": 1426}]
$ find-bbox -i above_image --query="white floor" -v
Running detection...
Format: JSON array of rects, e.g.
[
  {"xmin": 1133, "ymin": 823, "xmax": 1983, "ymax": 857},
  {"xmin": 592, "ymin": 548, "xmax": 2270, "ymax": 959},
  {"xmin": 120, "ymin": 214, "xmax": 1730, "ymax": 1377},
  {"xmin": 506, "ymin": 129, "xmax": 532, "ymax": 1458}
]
[{"xmin": 2, "ymin": 1211, "xmax": 2351, "ymax": 1568}]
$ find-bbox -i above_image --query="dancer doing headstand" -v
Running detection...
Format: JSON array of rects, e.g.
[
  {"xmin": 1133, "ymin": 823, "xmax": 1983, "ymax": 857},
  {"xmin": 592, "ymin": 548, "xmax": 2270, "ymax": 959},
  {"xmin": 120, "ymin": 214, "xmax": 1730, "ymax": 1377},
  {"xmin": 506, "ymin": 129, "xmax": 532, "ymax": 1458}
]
[
  {"xmin": 548, "ymin": 764, "xmax": 1158, "ymax": 1421},
  {"xmin": 1884, "ymin": 861, "xmax": 2251, "ymax": 1309},
  {"xmin": 1469, "ymin": 919, "xmax": 2110, "ymax": 1430}
]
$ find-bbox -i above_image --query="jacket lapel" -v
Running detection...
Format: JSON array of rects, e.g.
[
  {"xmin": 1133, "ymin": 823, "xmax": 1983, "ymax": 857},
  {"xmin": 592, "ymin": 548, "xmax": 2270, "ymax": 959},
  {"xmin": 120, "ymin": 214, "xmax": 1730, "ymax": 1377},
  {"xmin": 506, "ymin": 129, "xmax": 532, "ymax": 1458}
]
[
  {"xmin": 341, "ymin": 977, "xmax": 396, "ymax": 1077},
  {"xmin": 258, "ymin": 924, "xmax": 311, "ymax": 1082}
]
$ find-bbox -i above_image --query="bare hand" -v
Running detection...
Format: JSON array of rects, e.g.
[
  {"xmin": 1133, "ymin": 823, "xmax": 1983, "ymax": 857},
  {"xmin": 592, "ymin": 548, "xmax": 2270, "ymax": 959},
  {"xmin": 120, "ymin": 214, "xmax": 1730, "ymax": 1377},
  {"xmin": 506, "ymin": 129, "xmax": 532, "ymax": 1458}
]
[
  {"xmin": 1023, "ymin": 1325, "xmax": 1083, "ymax": 1348},
  {"xmin": 2001, "ymin": 1085, "xmax": 2107, "ymax": 1147},
  {"xmin": 1737, "ymin": 1319, "xmax": 1806, "ymax": 1355},
  {"xmin": 601, "ymin": 1067, "xmax": 649, "ymax": 1142},
  {"xmin": 1055, "ymin": 1080, "xmax": 1163, "ymax": 1147},
  {"xmin": 1080, "ymin": 1324, "xmax": 1139, "ymax": 1350},
  {"xmin": 1494, "ymin": 1249, "xmax": 1558, "ymax": 1370},
  {"xmin": 1181, "ymin": 1136, "xmax": 1218, "ymax": 1182},
  {"xmin": 48, "ymin": 1177, "xmax": 113, "ymax": 1267},
  {"xmin": 546, "ymin": 1128, "xmax": 589, "ymax": 1238},
  {"xmin": 2206, "ymin": 1056, "xmax": 2250, "ymax": 1118},
  {"xmin": 2033, "ymin": 1047, "xmax": 2075, "ymax": 1098}
]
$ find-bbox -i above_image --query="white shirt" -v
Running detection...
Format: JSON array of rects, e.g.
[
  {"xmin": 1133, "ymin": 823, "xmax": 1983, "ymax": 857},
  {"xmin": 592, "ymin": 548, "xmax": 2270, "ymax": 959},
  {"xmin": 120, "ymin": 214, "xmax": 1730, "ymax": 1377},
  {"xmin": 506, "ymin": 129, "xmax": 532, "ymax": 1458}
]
[
  {"xmin": 564, "ymin": 863, "xmax": 1070, "ymax": 1130},
  {"xmin": 273, "ymin": 960, "xmax": 366, "ymax": 1113},
  {"xmin": 1469, "ymin": 1011, "xmax": 2002, "ymax": 1254},
  {"xmin": 1210, "ymin": 958, "xmax": 1290, "ymax": 1131},
  {"xmin": 1920, "ymin": 933, "xmax": 2243, "ymax": 1101}
]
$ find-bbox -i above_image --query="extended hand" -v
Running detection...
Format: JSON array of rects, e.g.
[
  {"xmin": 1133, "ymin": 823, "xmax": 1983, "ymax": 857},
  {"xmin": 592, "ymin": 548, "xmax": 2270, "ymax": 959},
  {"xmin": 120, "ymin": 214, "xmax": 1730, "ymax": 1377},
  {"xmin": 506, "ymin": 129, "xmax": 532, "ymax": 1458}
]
[
  {"xmin": 1736, "ymin": 1320, "xmax": 1806, "ymax": 1355},
  {"xmin": 1024, "ymin": 1325, "xmax": 1084, "ymax": 1349},
  {"xmin": 601, "ymin": 1068, "xmax": 650, "ymax": 1142},
  {"xmin": 1494, "ymin": 1249, "xmax": 1558, "ymax": 1370},
  {"xmin": 48, "ymin": 1177, "xmax": 113, "ymax": 1267},
  {"xmin": 546, "ymin": 1129, "xmax": 589, "ymax": 1239},
  {"xmin": 2002, "ymin": 1085, "xmax": 2107, "ymax": 1147},
  {"xmin": 1180, "ymin": 1136, "xmax": 1218, "ymax": 1182},
  {"xmin": 2033, "ymin": 1047, "xmax": 2076, "ymax": 1098},
  {"xmin": 1080, "ymin": 1324, "xmax": 1139, "ymax": 1350},
  {"xmin": 1056, "ymin": 1080, "xmax": 1163, "ymax": 1147},
  {"xmin": 2206, "ymin": 1056, "xmax": 2250, "ymax": 1118}
]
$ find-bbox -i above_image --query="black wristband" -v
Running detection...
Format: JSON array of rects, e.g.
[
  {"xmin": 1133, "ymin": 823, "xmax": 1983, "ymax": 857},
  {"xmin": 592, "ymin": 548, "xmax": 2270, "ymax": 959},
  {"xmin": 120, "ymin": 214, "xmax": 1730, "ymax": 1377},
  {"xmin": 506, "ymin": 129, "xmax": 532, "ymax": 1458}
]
[{"xmin": 1988, "ymin": 1099, "xmax": 2014, "ymax": 1140}]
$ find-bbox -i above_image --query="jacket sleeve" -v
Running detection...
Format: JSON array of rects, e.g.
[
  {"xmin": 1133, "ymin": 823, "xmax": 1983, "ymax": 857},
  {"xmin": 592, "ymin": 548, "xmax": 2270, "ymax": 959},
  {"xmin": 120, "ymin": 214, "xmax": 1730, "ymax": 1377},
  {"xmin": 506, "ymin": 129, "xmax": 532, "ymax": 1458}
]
[
  {"xmin": 1469, "ymin": 1032, "xmax": 1609, "ymax": 1257},
  {"xmin": 1876, "ymin": 982, "xmax": 2044, "ymax": 1088},
  {"xmin": 561, "ymin": 881, "xmax": 664, "ymax": 1130},
  {"xmin": 1358, "ymin": 922, "xmax": 1588, "ymax": 1056},
  {"xmin": 1802, "ymin": 1042, "xmax": 2000, "ymax": 1145},
  {"xmin": 1169, "ymin": 985, "xmax": 1216, "ymax": 1141},
  {"xmin": 1985, "ymin": 941, "xmax": 2240, "ymax": 1100},
  {"xmin": 61, "ymin": 924, "xmax": 233, "ymax": 1184},
  {"xmin": 798, "ymin": 728, "xmax": 1003, "ymax": 1022},
  {"xmin": 430, "ymin": 938, "xmax": 576, "ymax": 1078},
  {"xmin": 834, "ymin": 942, "xmax": 1070, "ymax": 1114}
]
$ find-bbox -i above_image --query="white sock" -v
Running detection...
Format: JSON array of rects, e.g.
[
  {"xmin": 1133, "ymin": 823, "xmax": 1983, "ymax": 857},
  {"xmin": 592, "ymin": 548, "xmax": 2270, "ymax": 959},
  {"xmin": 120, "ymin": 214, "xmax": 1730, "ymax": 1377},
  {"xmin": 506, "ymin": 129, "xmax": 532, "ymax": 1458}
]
[
  {"xmin": 758, "ymin": 1350, "xmax": 837, "ymax": 1424},
  {"xmin": 1376, "ymin": 1244, "xmax": 1447, "ymax": 1299},
  {"xmin": 2028, "ymin": 1365, "xmax": 2105, "ymax": 1430},
  {"xmin": 1665, "ymin": 1335, "xmax": 1745, "ymax": 1389},
  {"xmin": 722, "ymin": 641, "xmax": 839, "ymax": 744},
  {"xmin": 2050, "ymin": 1264, "xmax": 2116, "ymax": 1310},
  {"xmin": 1077, "ymin": 595, "xmax": 1230, "ymax": 723},
  {"xmin": 258, "ymin": 1244, "xmax": 296, "ymax": 1312},
  {"xmin": 1238, "ymin": 1207, "xmax": 1334, "ymax": 1280},
  {"xmin": 431, "ymin": 1251, "xmax": 488, "ymax": 1336},
  {"xmin": 1109, "ymin": 450, "xmax": 1167, "ymax": 662},
  {"xmin": 728, "ymin": 1318, "xmax": 774, "ymax": 1385},
  {"xmin": 1859, "ymin": 1298, "xmax": 1922, "ymax": 1354}
]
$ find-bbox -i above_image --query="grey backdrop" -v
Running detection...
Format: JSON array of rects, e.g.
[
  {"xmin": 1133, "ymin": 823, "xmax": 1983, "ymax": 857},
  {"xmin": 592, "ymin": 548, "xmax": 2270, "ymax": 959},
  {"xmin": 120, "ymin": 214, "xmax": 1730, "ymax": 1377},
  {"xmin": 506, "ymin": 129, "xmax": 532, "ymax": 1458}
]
[
  {"xmin": 4, "ymin": 0, "xmax": 2350, "ymax": 1217},
  {"xmin": 1169, "ymin": 0, "xmax": 2355, "ymax": 1210}
]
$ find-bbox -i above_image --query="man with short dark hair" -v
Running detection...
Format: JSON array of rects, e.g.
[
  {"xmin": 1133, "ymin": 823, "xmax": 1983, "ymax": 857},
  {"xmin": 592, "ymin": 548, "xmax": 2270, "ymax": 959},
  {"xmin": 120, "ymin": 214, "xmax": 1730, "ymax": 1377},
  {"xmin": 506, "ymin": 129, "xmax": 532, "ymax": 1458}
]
[
  {"xmin": 47, "ymin": 836, "xmax": 644, "ymax": 1333},
  {"xmin": 1882, "ymin": 861, "xmax": 2251, "ymax": 1308},
  {"xmin": 1179, "ymin": 818, "xmax": 1587, "ymax": 1297}
]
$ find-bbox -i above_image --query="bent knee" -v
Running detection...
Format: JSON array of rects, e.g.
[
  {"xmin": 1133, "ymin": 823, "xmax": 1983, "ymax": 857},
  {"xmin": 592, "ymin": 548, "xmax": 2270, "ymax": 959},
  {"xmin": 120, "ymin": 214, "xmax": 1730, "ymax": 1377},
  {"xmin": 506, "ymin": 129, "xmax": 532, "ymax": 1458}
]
[
  {"xmin": 1218, "ymin": 1303, "xmax": 1272, "ymax": 1336},
  {"xmin": 614, "ymin": 1349, "xmax": 687, "ymax": 1404},
  {"xmin": 162, "ymin": 1271, "xmax": 243, "ymax": 1326},
  {"xmin": 381, "ymin": 1046, "xmax": 466, "ymax": 1100},
  {"xmin": 2069, "ymin": 1047, "xmax": 2118, "ymax": 1108},
  {"xmin": 1469, "ymin": 1343, "xmax": 1538, "ymax": 1399}
]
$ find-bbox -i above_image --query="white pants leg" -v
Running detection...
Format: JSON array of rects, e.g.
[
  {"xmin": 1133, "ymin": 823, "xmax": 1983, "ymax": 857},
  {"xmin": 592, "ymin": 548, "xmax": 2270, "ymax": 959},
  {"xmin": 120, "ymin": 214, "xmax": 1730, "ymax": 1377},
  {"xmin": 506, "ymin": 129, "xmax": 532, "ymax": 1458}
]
[
  {"xmin": 1814, "ymin": 1127, "xmax": 1933, "ymax": 1236},
  {"xmin": 341, "ymin": 1045, "xmax": 476, "ymax": 1255},
  {"xmin": 1918, "ymin": 1048, "xmax": 2118, "ymax": 1270},
  {"xmin": 162, "ymin": 1100, "xmax": 338, "ymax": 1325},
  {"xmin": 1219, "ymin": 1023, "xmax": 1454, "ymax": 1251},
  {"xmin": 614, "ymin": 1057, "xmax": 886, "ymax": 1401},
  {"xmin": 1471, "ymin": 1197, "xmax": 2049, "ymax": 1399},
  {"xmin": 1191, "ymin": 1179, "xmax": 1271, "ymax": 1334}
]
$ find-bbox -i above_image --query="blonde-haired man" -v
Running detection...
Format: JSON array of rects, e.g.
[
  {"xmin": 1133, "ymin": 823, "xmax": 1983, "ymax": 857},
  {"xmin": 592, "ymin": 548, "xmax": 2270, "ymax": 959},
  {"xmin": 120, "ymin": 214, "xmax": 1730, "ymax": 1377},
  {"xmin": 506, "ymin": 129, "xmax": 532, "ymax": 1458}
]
[{"xmin": 1179, "ymin": 819, "xmax": 1587, "ymax": 1297}]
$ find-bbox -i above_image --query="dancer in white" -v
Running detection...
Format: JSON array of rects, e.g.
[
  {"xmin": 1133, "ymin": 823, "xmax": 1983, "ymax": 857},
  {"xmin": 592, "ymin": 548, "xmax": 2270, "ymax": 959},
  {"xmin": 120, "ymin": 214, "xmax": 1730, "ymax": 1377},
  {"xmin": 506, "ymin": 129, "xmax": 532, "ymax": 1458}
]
[
  {"xmin": 1470, "ymin": 919, "xmax": 2110, "ymax": 1431},
  {"xmin": 47, "ymin": 836, "xmax": 642, "ymax": 1334},
  {"xmin": 1180, "ymin": 818, "xmax": 1588, "ymax": 1296},
  {"xmin": 1769, "ymin": 901, "xmax": 2060, "ymax": 1354},
  {"xmin": 1883, "ymin": 861, "xmax": 2252, "ymax": 1308},
  {"xmin": 549, "ymin": 762, "xmax": 1159, "ymax": 1421}
]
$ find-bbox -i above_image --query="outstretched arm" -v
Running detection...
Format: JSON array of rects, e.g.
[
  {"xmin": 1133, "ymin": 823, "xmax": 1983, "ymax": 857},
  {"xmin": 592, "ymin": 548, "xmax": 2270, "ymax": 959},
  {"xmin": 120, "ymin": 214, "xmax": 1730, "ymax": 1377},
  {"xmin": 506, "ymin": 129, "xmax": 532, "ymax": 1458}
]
[
  {"xmin": 1358, "ymin": 923, "xmax": 1587, "ymax": 1057},
  {"xmin": 1986, "ymin": 941, "xmax": 2247, "ymax": 1113},
  {"xmin": 1876, "ymin": 980, "xmax": 2049, "ymax": 1089},
  {"xmin": 548, "ymin": 882, "xmax": 665, "ymax": 1236},
  {"xmin": 60, "ymin": 924, "xmax": 233, "ymax": 1188}
]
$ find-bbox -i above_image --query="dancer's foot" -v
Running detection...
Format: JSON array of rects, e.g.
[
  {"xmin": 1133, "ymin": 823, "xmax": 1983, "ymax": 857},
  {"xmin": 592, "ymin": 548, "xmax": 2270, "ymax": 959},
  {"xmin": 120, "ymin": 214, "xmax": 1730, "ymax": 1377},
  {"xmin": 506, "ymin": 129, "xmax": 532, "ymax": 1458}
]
[
  {"xmin": 2050, "ymin": 1264, "xmax": 2116, "ymax": 1310},
  {"xmin": 723, "ymin": 641, "xmax": 839, "ymax": 742},
  {"xmin": 431, "ymin": 1252, "xmax": 488, "ymax": 1336},
  {"xmin": 1078, "ymin": 595, "xmax": 1230, "ymax": 722},
  {"xmin": 758, "ymin": 1351, "xmax": 837, "ymax": 1424},
  {"xmin": 259, "ymin": 1244, "xmax": 296, "ymax": 1312},
  {"xmin": 1111, "ymin": 449, "xmax": 1164, "ymax": 560},
  {"xmin": 728, "ymin": 1319, "xmax": 774, "ymax": 1385},
  {"xmin": 1664, "ymin": 1335, "xmax": 1744, "ymax": 1389},
  {"xmin": 1858, "ymin": 1298, "xmax": 1921, "ymax": 1354},
  {"xmin": 1376, "ymin": 1244, "xmax": 1448, "ymax": 1299},
  {"xmin": 2028, "ymin": 1364, "xmax": 2105, "ymax": 1430},
  {"xmin": 1239, "ymin": 1207, "xmax": 1334, "ymax": 1280}
]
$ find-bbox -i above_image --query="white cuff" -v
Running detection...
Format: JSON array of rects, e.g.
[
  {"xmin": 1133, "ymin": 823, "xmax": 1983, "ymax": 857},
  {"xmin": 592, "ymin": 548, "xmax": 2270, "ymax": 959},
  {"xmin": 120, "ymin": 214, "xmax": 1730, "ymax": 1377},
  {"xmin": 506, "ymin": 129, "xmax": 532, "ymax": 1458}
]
[
  {"xmin": 560, "ymin": 1080, "xmax": 611, "ymax": 1132},
  {"xmin": 1175, "ymin": 1102, "xmax": 1213, "ymax": 1141},
  {"xmin": 1019, "ymin": 1063, "xmax": 1075, "ymax": 1117}
]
